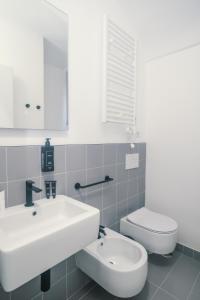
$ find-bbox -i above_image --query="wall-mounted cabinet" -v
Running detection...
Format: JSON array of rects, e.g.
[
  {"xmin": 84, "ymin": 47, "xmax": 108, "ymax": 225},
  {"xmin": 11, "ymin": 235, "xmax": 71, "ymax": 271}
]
[{"xmin": 0, "ymin": 0, "xmax": 68, "ymax": 130}]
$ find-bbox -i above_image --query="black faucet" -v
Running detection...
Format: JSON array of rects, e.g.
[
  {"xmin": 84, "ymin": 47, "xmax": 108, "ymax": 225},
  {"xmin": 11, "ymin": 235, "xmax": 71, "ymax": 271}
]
[
  {"xmin": 25, "ymin": 180, "xmax": 42, "ymax": 207},
  {"xmin": 98, "ymin": 225, "xmax": 107, "ymax": 239}
]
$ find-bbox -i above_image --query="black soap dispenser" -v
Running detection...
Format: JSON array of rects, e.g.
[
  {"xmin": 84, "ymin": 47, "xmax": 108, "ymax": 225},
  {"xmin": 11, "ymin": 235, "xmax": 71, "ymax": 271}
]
[{"xmin": 41, "ymin": 138, "xmax": 54, "ymax": 172}]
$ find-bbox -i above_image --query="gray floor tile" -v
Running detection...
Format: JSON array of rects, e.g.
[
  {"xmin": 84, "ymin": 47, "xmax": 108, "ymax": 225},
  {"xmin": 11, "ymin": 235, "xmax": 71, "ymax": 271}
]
[
  {"xmin": 162, "ymin": 255, "xmax": 200, "ymax": 300},
  {"xmin": 11, "ymin": 276, "xmax": 40, "ymax": 300},
  {"xmin": 152, "ymin": 288, "xmax": 177, "ymax": 300},
  {"xmin": 0, "ymin": 286, "xmax": 10, "ymax": 300},
  {"xmin": 67, "ymin": 269, "xmax": 90, "ymax": 299},
  {"xmin": 131, "ymin": 281, "xmax": 157, "ymax": 300},
  {"xmin": 69, "ymin": 281, "xmax": 96, "ymax": 300},
  {"xmin": 82, "ymin": 285, "xmax": 116, "ymax": 300},
  {"xmin": 188, "ymin": 293, "xmax": 200, "ymax": 300},
  {"xmin": 51, "ymin": 260, "xmax": 66, "ymax": 285},
  {"xmin": 43, "ymin": 277, "xmax": 66, "ymax": 300},
  {"xmin": 82, "ymin": 280, "xmax": 156, "ymax": 300},
  {"xmin": 148, "ymin": 251, "xmax": 181, "ymax": 286},
  {"xmin": 188, "ymin": 273, "xmax": 200, "ymax": 300}
]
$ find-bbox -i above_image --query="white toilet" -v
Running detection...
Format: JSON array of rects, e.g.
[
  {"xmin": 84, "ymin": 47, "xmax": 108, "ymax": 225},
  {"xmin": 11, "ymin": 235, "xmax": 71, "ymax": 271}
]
[
  {"xmin": 76, "ymin": 228, "xmax": 148, "ymax": 298},
  {"xmin": 120, "ymin": 207, "xmax": 178, "ymax": 255}
]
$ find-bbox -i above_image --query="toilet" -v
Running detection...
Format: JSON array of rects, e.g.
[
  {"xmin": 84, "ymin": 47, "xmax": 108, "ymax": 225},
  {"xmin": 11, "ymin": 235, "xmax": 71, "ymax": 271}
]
[
  {"xmin": 76, "ymin": 228, "xmax": 148, "ymax": 298},
  {"xmin": 120, "ymin": 207, "xmax": 178, "ymax": 255}
]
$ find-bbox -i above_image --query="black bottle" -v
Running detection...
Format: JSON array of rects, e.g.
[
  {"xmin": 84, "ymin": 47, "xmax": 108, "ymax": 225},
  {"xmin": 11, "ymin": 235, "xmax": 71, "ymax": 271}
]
[{"xmin": 41, "ymin": 138, "xmax": 54, "ymax": 172}]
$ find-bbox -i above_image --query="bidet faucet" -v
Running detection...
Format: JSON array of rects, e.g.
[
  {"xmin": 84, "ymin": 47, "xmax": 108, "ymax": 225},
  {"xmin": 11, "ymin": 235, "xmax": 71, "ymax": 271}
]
[
  {"xmin": 25, "ymin": 180, "xmax": 42, "ymax": 207},
  {"xmin": 98, "ymin": 225, "xmax": 107, "ymax": 239}
]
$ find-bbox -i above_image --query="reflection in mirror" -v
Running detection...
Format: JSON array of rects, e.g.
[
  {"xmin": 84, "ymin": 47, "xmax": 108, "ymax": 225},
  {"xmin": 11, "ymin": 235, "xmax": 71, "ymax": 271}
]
[{"xmin": 0, "ymin": 0, "xmax": 68, "ymax": 130}]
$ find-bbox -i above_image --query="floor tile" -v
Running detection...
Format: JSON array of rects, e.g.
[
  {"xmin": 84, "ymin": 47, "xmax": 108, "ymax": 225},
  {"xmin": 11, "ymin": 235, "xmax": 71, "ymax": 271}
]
[
  {"xmin": 82, "ymin": 285, "xmax": 115, "ymax": 300},
  {"xmin": 162, "ymin": 255, "xmax": 200, "ymax": 300},
  {"xmin": 188, "ymin": 273, "xmax": 200, "ymax": 300},
  {"xmin": 131, "ymin": 281, "xmax": 157, "ymax": 300},
  {"xmin": 152, "ymin": 288, "xmax": 177, "ymax": 300},
  {"xmin": 148, "ymin": 251, "xmax": 181, "ymax": 286},
  {"xmin": 82, "ymin": 281, "xmax": 157, "ymax": 300}
]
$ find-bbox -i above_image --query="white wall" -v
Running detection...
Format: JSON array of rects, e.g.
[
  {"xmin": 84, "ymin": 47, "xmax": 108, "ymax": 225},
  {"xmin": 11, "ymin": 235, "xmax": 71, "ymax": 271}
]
[
  {"xmin": 0, "ymin": 0, "xmax": 145, "ymax": 145},
  {"xmin": 145, "ymin": 44, "xmax": 200, "ymax": 251}
]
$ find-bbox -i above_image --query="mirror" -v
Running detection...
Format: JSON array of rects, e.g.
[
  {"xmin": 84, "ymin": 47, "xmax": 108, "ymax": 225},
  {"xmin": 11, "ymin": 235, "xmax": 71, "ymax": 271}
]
[{"xmin": 0, "ymin": 0, "xmax": 68, "ymax": 130}]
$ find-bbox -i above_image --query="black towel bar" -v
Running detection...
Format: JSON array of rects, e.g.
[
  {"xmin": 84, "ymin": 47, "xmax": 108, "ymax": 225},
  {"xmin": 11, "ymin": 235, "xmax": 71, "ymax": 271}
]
[{"xmin": 74, "ymin": 176, "xmax": 113, "ymax": 190}]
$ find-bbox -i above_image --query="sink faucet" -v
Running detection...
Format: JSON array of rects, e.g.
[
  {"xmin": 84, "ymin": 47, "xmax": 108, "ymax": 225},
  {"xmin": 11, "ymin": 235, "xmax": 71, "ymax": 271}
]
[
  {"xmin": 98, "ymin": 225, "xmax": 107, "ymax": 239},
  {"xmin": 25, "ymin": 180, "xmax": 42, "ymax": 207}
]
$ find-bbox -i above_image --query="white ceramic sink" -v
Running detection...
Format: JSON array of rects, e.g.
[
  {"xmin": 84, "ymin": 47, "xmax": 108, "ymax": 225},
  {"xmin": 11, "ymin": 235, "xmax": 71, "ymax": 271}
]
[{"xmin": 0, "ymin": 195, "xmax": 100, "ymax": 292}]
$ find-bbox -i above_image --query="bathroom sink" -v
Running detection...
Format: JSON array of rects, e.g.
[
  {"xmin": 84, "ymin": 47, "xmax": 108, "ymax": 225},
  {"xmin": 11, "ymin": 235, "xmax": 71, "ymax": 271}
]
[{"xmin": 0, "ymin": 195, "xmax": 100, "ymax": 292}]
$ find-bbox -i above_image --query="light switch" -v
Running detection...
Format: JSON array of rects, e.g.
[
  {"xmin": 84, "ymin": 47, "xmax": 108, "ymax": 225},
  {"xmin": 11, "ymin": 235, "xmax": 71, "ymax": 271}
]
[{"xmin": 125, "ymin": 153, "xmax": 139, "ymax": 170}]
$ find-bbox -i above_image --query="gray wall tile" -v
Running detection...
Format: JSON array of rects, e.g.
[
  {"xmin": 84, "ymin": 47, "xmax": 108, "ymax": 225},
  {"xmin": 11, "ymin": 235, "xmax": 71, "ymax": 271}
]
[
  {"xmin": 0, "ymin": 147, "xmax": 6, "ymax": 182},
  {"xmin": 128, "ymin": 194, "xmax": 140, "ymax": 213},
  {"xmin": 118, "ymin": 200, "xmax": 128, "ymax": 219},
  {"xmin": 86, "ymin": 189, "xmax": 102, "ymax": 210},
  {"xmin": 7, "ymin": 177, "xmax": 41, "ymax": 207},
  {"xmin": 116, "ymin": 163, "xmax": 128, "ymax": 182},
  {"xmin": 139, "ymin": 143, "xmax": 146, "ymax": 161},
  {"xmin": 66, "ymin": 145, "xmax": 86, "ymax": 171},
  {"xmin": 138, "ymin": 176, "xmax": 145, "ymax": 194},
  {"xmin": 66, "ymin": 170, "xmax": 86, "ymax": 197},
  {"xmin": 7, "ymin": 146, "xmax": 40, "ymax": 181},
  {"xmin": 128, "ymin": 177, "xmax": 138, "ymax": 198},
  {"xmin": 54, "ymin": 145, "xmax": 66, "ymax": 174},
  {"xmin": 86, "ymin": 145, "xmax": 103, "ymax": 169},
  {"xmin": 86, "ymin": 167, "xmax": 104, "ymax": 192},
  {"xmin": 102, "ymin": 204, "xmax": 117, "ymax": 226},
  {"xmin": 102, "ymin": 184, "xmax": 116, "ymax": 209},
  {"xmin": 117, "ymin": 181, "xmax": 128, "ymax": 203},
  {"xmin": 103, "ymin": 144, "xmax": 117, "ymax": 165}
]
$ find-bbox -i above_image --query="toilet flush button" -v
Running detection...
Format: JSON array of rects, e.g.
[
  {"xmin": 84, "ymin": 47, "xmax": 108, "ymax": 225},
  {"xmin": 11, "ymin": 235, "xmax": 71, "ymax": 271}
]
[{"xmin": 125, "ymin": 153, "xmax": 139, "ymax": 170}]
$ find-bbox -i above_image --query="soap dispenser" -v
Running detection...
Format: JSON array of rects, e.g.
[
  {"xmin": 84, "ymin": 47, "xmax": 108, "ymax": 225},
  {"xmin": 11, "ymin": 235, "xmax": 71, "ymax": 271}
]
[{"xmin": 41, "ymin": 138, "xmax": 54, "ymax": 172}]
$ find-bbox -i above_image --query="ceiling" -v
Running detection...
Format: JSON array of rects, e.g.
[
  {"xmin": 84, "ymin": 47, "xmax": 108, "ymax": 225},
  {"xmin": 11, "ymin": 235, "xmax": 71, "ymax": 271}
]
[{"xmin": 122, "ymin": 0, "xmax": 200, "ymax": 60}]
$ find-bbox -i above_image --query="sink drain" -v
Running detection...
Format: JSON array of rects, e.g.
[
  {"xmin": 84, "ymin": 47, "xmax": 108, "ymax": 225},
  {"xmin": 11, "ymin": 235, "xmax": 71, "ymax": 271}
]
[{"xmin": 109, "ymin": 260, "xmax": 116, "ymax": 265}]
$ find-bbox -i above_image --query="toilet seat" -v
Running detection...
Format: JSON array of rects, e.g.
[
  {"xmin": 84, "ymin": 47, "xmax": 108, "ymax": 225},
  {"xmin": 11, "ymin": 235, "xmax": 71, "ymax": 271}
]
[
  {"xmin": 120, "ymin": 207, "xmax": 178, "ymax": 255},
  {"xmin": 127, "ymin": 208, "xmax": 178, "ymax": 234}
]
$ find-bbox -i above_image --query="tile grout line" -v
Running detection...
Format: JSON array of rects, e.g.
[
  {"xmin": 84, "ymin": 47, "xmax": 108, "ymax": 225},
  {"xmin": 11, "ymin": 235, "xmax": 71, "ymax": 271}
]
[
  {"xmin": 77, "ymin": 283, "xmax": 97, "ymax": 300},
  {"xmin": 156, "ymin": 286, "xmax": 180, "ymax": 300},
  {"xmin": 150, "ymin": 253, "xmax": 183, "ymax": 300},
  {"xmin": 159, "ymin": 254, "xmax": 183, "ymax": 288},
  {"xmin": 186, "ymin": 270, "xmax": 200, "ymax": 300}
]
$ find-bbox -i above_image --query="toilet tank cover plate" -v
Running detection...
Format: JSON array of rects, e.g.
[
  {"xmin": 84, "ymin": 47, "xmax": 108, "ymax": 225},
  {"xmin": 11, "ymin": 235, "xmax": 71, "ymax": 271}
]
[{"xmin": 127, "ymin": 208, "xmax": 178, "ymax": 234}]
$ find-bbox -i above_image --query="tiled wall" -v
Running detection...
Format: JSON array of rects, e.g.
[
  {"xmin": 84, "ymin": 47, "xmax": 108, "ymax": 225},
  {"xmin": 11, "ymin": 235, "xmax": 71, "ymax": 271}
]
[{"xmin": 0, "ymin": 143, "xmax": 146, "ymax": 300}]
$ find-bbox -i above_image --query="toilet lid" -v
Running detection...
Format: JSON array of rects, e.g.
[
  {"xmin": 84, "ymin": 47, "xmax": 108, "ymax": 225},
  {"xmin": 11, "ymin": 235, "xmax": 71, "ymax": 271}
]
[{"xmin": 127, "ymin": 207, "xmax": 178, "ymax": 234}]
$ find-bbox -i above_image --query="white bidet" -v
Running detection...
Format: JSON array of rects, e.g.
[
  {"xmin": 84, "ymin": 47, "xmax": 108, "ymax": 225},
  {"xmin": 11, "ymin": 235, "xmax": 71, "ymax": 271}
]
[{"xmin": 76, "ymin": 228, "xmax": 148, "ymax": 298}]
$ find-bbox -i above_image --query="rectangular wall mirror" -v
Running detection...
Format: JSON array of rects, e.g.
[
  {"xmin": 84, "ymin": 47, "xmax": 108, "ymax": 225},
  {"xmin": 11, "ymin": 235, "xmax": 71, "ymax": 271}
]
[{"xmin": 0, "ymin": 0, "xmax": 68, "ymax": 130}]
